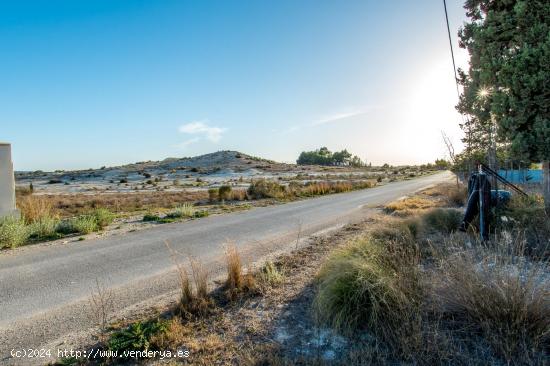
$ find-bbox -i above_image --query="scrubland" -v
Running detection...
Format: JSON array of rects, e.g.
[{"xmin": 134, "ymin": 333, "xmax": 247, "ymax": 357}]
[
  {"xmin": 4, "ymin": 160, "xmax": 430, "ymax": 250},
  {"xmin": 53, "ymin": 180, "xmax": 548, "ymax": 365}
]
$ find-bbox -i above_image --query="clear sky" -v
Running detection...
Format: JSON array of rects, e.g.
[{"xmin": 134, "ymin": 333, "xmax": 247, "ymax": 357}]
[{"xmin": 0, "ymin": 0, "xmax": 469, "ymax": 171}]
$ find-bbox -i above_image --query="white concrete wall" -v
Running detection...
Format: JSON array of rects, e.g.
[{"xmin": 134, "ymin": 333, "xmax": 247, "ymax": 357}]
[{"xmin": 0, "ymin": 143, "xmax": 17, "ymax": 218}]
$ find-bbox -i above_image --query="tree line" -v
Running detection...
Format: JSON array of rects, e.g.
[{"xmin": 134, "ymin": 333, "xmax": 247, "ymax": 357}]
[{"xmin": 297, "ymin": 147, "xmax": 364, "ymax": 167}]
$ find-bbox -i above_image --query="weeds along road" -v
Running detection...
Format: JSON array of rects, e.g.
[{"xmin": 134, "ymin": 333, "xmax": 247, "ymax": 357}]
[{"xmin": 0, "ymin": 171, "xmax": 453, "ymax": 364}]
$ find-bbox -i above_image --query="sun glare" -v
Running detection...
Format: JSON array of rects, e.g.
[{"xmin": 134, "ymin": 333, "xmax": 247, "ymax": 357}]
[{"xmin": 477, "ymin": 86, "xmax": 491, "ymax": 99}]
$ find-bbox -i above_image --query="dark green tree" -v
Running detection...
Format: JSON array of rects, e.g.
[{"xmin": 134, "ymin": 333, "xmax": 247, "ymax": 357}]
[
  {"xmin": 297, "ymin": 148, "xmax": 362, "ymax": 166},
  {"xmin": 457, "ymin": 0, "xmax": 550, "ymax": 210}
]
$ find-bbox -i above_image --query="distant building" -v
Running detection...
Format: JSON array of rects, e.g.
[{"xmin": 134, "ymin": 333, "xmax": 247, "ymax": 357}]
[{"xmin": 0, "ymin": 143, "xmax": 17, "ymax": 218}]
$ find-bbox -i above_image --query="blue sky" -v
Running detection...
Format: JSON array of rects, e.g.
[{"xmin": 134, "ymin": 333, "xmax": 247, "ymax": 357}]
[{"xmin": 0, "ymin": 0, "xmax": 469, "ymax": 171}]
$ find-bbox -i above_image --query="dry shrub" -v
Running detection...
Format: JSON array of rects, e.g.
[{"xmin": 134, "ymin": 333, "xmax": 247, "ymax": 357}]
[
  {"xmin": 35, "ymin": 190, "xmax": 208, "ymax": 217},
  {"xmin": 384, "ymin": 197, "xmax": 436, "ymax": 215},
  {"xmin": 150, "ymin": 317, "xmax": 188, "ymax": 350},
  {"xmin": 502, "ymin": 194, "xmax": 550, "ymax": 258},
  {"xmin": 165, "ymin": 241, "xmax": 213, "ymax": 319},
  {"xmin": 297, "ymin": 180, "xmax": 373, "ymax": 198},
  {"xmin": 190, "ymin": 259, "xmax": 209, "ymax": 300},
  {"xmin": 247, "ymin": 179, "xmax": 286, "ymax": 199},
  {"xmin": 257, "ymin": 261, "xmax": 285, "ymax": 289},
  {"xmin": 446, "ymin": 186, "xmax": 467, "ymax": 207},
  {"xmin": 422, "ymin": 183, "xmax": 467, "ymax": 207},
  {"xmin": 152, "ymin": 317, "xmax": 227, "ymax": 364},
  {"xmin": 431, "ymin": 234, "xmax": 550, "ymax": 364},
  {"xmin": 225, "ymin": 243, "xmax": 257, "ymax": 300},
  {"xmin": 208, "ymin": 188, "xmax": 218, "ymax": 203},
  {"xmin": 89, "ymin": 278, "xmax": 114, "ymax": 340},
  {"xmin": 218, "ymin": 185, "xmax": 232, "ymax": 201},
  {"xmin": 17, "ymin": 195, "xmax": 56, "ymax": 223},
  {"xmin": 229, "ymin": 189, "xmax": 248, "ymax": 201}
]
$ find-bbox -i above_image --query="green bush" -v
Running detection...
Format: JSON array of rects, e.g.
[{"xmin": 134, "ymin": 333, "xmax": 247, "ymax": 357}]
[
  {"xmin": 259, "ymin": 261, "xmax": 284, "ymax": 286},
  {"xmin": 247, "ymin": 179, "xmax": 286, "ymax": 199},
  {"xmin": 0, "ymin": 216, "xmax": 30, "ymax": 248},
  {"xmin": 421, "ymin": 208, "xmax": 462, "ymax": 234},
  {"xmin": 193, "ymin": 210, "xmax": 209, "ymax": 218},
  {"xmin": 218, "ymin": 185, "xmax": 232, "ymax": 201},
  {"xmin": 314, "ymin": 237, "xmax": 421, "ymax": 339},
  {"xmin": 143, "ymin": 212, "xmax": 160, "ymax": 222},
  {"xmin": 108, "ymin": 320, "xmax": 167, "ymax": 354},
  {"xmin": 57, "ymin": 215, "xmax": 98, "ymax": 235},
  {"xmin": 29, "ymin": 216, "xmax": 61, "ymax": 240},
  {"xmin": 91, "ymin": 208, "xmax": 115, "ymax": 229}
]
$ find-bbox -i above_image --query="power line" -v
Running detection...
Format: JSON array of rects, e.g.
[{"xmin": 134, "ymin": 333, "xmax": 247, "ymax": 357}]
[{"xmin": 442, "ymin": 0, "xmax": 461, "ymax": 101}]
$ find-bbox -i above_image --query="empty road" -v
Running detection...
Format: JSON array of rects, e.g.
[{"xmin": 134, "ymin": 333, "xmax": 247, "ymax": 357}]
[{"xmin": 0, "ymin": 171, "xmax": 453, "ymax": 364}]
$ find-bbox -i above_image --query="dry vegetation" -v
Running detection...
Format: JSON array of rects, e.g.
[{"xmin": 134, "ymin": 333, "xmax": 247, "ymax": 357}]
[
  {"xmin": 4, "ymin": 176, "xmax": 383, "ymax": 250},
  {"xmin": 17, "ymin": 189, "xmax": 209, "ymax": 217},
  {"xmin": 54, "ymin": 180, "xmax": 550, "ymax": 366}
]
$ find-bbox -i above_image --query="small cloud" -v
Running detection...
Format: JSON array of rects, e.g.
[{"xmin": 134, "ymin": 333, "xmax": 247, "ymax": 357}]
[
  {"xmin": 174, "ymin": 137, "xmax": 200, "ymax": 149},
  {"xmin": 281, "ymin": 125, "xmax": 301, "ymax": 134},
  {"xmin": 312, "ymin": 108, "xmax": 370, "ymax": 126},
  {"xmin": 179, "ymin": 120, "xmax": 226, "ymax": 142}
]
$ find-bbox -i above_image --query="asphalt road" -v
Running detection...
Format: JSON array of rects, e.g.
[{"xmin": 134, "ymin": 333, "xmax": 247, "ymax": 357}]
[{"xmin": 0, "ymin": 171, "xmax": 453, "ymax": 364}]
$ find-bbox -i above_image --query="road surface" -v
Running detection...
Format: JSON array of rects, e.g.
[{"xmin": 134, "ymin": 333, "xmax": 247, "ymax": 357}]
[{"xmin": 0, "ymin": 171, "xmax": 453, "ymax": 364}]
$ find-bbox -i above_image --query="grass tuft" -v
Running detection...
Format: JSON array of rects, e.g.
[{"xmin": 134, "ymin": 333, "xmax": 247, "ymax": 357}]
[
  {"xmin": 224, "ymin": 243, "xmax": 257, "ymax": 300},
  {"xmin": 431, "ymin": 235, "xmax": 550, "ymax": 363},
  {"xmin": 29, "ymin": 216, "xmax": 61, "ymax": 240},
  {"xmin": 166, "ymin": 203, "xmax": 196, "ymax": 219},
  {"xmin": 165, "ymin": 241, "xmax": 214, "ymax": 319},
  {"xmin": 421, "ymin": 208, "xmax": 462, "ymax": 234},
  {"xmin": 257, "ymin": 261, "xmax": 285, "ymax": 288},
  {"xmin": 0, "ymin": 216, "xmax": 30, "ymax": 249},
  {"xmin": 314, "ymin": 236, "xmax": 422, "ymax": 348},
  {"xmin": 17, "ymin": 195, "xmax": 55, "ymax": 223}
]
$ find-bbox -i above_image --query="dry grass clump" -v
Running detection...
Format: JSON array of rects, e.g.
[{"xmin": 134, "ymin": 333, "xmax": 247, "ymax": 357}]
[
  {"xmin": 315, "ymin": 188, "xmax": 549, "ymax": 364},
  {"xmin": 431, "ymin": 235, "xmax": 550, "ymax": 364},
  {"xmin": 32, "ymin": 190, "xmax": 208, "ymax": 217},
  {"xmin": 247, "ymin": 179, "xmax": 374, "ymax": 201},
  {"xmin": 297, "ymin": 180, "xmax": 374, "ymax": 197},
  {"xmin": 165, "ymin": 241, "xmax": 214, "ymax": 319},
  {"xmin": 369, "ymin": 218, "xmax": 421, "ymax": 244},
  {"xmin": 176, "ymin": 258, "xmax": 213, "ymax": 319},
  {"xmin": 229, "ymin": 189, "xmax": 247, "ymax": 201},
  {"xmin": 314, "ymin": 236, "xmax": 423, "ymax": 351},
  {"xmin": 17, "ymin": 194, "xmax": 56, "ymax": 223},
  {"xmin": 166, "ymin": 203, "xmax": 196, "ymax": 218},
  {"xmin": 422, "ymin": 183, "xmax": 467, "ymax": 207},
  {"xmin": 247, "ymin": 179, "xmax": 286, "ymax": 199},
  {"xmin": 383, "ymin": 196, "xmax": 436, "ymax": 216},
  {"xmin": 225, "ymin": 243, "xmax": 257, "ymax": 300}
]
